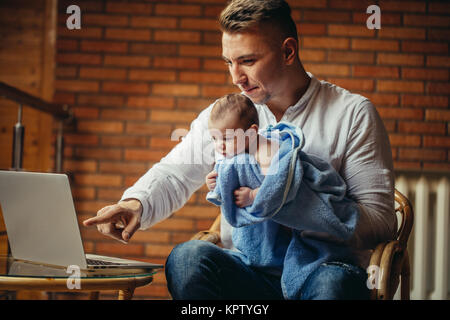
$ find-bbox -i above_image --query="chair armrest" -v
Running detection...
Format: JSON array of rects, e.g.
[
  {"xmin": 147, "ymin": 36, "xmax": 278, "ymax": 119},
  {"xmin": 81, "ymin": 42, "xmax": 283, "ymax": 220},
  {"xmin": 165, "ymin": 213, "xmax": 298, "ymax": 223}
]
[
  {"xmin": 191, "ymin": 230, "xmax": 221, "ymax": 244},
  {"xmin": 368, "ymin": 242, "xmax": 386, "ymax": 300},
  {"xmin": 380, "ymin": 240, "xmax": 406, "ymax": 300},
  {"xmin": 378, "ymin": 241, "xmax": 400, "ymax": 300},
  {"xmin": 368, "ymin": 240, "xmax": 405, "ymax": 300},
  {"xmin": 190, "ymin": 214, "xmax": 221, "ymax": 244}
]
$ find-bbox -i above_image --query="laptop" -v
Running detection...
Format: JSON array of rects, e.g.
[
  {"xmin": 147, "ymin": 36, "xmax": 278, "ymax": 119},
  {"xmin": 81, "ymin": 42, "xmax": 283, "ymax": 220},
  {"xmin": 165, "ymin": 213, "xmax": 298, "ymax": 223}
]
[{"xmin": 0, "ymin": 170, "xmax": 163, "ymax": 273}]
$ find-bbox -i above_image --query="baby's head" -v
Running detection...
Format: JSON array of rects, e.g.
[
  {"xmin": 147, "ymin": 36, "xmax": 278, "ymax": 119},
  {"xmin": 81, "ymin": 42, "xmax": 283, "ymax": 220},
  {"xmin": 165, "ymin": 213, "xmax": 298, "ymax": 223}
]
[{"xmin": 208, "ymin": 93, "xmax": 259, "ymax": 158}]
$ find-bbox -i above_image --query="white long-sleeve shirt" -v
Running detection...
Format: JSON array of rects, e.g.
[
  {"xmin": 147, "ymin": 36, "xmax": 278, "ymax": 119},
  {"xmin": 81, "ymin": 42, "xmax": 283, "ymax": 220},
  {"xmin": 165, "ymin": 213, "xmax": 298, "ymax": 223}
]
[{"xmin": 121, "ymin": 73, "xmax": 397, "ymax": 268}]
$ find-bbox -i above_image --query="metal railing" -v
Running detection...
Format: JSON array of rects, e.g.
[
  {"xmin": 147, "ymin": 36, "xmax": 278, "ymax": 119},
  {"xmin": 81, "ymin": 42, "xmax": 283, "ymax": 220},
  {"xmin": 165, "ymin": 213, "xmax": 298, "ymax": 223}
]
[{"xmin": 0, "ymin": 81, "xmax": 73, "ymax": 172}]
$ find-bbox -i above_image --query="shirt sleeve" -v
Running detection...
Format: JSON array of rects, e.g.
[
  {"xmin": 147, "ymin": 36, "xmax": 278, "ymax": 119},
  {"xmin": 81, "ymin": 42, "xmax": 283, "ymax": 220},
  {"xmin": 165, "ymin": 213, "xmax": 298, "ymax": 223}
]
[
  {"xmin": 121, "ymin": 105, "xmax": 216, "ymax": 230},
  {"xmin": 340, "ymin": 100, "xmax": 397, "ymax": 249}
]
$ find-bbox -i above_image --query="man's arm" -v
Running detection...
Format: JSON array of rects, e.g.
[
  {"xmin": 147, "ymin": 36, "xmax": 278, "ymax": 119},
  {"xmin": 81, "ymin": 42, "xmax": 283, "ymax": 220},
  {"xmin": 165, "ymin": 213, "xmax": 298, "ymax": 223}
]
[
  {"xmin": 84, "ymin": 105, "xmax": 216, "ymax": 240},
  {"xmin": 265, "ymin": 101, "xmax": 395, "ymax": 247},
  {"xmin": 340, "ymin": 100, "xmax": 397, "ymax": 249},
  {"xmin": 121, "ymin": 106, "xmax": 216, "ymax": 230}
]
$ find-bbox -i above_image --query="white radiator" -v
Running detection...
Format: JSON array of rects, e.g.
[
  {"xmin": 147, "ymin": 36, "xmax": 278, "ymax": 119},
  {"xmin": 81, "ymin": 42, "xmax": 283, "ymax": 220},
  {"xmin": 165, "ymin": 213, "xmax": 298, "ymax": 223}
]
[{"xmin": 394, "ymin": 173, "xmax": 450, "ymax": 300}]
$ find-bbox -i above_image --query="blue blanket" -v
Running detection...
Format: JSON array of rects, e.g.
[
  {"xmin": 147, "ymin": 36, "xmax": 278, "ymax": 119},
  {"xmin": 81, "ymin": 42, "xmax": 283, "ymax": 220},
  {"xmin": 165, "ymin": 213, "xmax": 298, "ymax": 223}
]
[{"xmin": 206, "ymin": 122, "xmax": 360, "ymax": 299}]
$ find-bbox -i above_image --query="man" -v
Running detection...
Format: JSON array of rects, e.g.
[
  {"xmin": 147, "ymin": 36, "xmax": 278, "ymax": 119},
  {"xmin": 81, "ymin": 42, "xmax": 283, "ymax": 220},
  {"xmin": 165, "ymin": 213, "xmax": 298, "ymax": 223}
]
[{"xmin": 83, "ymin": 0, "xmax": 396, "ymax": 299}]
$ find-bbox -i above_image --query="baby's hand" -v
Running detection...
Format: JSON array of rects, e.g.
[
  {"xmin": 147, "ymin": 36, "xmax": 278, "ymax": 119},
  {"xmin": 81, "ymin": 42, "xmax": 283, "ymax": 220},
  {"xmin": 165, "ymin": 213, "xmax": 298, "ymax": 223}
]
[
  {"xmin": 205, "ymin": 170, "xmax": 218, "ymax": 191},
  {"xmin": 234, "ymin": 187, "xmax": 257, "ymax": 208}
]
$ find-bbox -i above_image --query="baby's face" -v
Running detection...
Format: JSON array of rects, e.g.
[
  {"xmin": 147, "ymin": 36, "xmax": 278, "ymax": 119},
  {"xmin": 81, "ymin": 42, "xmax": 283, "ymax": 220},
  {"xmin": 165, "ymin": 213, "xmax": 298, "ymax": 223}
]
[{"xmin": 208, "ymin": 114, "xmax": 253, "ymax": 158}]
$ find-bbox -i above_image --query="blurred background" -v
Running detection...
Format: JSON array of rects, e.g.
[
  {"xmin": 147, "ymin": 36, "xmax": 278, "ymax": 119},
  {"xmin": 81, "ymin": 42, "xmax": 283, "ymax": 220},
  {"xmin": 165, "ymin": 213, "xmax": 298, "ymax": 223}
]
[{"xmin": 0, "ymin": 0, "xmax": 448, "ymax": 299}]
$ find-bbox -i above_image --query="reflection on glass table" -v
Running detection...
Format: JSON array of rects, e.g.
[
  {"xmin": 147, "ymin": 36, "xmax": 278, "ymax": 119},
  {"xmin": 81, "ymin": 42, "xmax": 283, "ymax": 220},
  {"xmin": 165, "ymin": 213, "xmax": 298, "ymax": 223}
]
[{"xmin": 0, "ymin": 255, "xmax": 158, "ymax": 299}]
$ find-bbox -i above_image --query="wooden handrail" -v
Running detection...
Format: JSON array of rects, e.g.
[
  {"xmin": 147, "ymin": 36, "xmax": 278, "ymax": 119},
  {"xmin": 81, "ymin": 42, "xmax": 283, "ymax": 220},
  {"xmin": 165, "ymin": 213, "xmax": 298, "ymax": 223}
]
[
  {"xmin": 0, "ymin": 81, "xmax": 72, "ymax": 172},
  {"xmin": 0, "ymin": 81, "xmax": 72, "ymax": 120}
]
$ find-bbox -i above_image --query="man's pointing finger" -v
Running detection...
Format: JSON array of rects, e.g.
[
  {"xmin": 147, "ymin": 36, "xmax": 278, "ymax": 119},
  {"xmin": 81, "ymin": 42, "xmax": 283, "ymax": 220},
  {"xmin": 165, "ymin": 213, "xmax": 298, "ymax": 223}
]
[{"xmin": 83, "ymin": 205, "xmax": 121, "ymax": 226}]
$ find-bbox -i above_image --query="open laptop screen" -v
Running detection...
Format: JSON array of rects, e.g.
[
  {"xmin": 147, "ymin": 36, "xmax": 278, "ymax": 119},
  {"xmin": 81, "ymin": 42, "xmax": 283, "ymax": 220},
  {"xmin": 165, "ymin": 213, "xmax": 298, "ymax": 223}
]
[{"xmin": 0, "ymin": 171, "xmax": 88, "ymax": 268}]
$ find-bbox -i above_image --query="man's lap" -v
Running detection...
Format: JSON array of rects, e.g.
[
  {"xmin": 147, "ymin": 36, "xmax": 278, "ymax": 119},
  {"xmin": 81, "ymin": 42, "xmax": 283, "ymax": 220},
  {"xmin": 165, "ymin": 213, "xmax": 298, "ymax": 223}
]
[
  {"xmin": 300, "ymin": 261, "xmax": 369, "ymax": 300},
  {"xmin": 165, "ymin": 240, "xmax": 284, "ymax": 299},
  {"xmin": 165, "ymin": 240, "xmax": 369, "ymax": 300}
]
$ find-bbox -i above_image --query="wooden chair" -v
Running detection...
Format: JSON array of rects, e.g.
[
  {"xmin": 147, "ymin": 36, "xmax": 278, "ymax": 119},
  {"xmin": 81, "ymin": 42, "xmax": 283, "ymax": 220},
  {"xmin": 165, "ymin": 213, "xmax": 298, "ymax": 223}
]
[{"xmin": 191, "ymin": 189, "xmax": 414, "ymax": 300}]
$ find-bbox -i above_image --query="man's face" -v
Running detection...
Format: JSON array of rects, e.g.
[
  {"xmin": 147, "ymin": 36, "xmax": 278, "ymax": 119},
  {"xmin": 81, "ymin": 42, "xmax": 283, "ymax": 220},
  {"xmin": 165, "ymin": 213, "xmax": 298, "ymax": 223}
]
[{"xmin": 222, "ymin": 29, "xmax": 286, "ymax": 106}]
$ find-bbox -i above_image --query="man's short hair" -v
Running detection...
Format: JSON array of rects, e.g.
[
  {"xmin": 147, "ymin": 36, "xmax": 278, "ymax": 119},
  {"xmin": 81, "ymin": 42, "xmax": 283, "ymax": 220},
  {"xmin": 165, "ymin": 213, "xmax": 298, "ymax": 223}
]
[
  {"xmin": 210, "ymin": 93, "xmax": 259, "ymax": 130},
  {"xmin": 219, "ymin": 0, "xmax": 298, "ymax": 42}
]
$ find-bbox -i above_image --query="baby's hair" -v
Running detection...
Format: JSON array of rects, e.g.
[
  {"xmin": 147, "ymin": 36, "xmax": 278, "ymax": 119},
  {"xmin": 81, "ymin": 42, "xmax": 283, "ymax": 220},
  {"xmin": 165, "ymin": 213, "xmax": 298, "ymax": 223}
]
[{"xmin": 210, "ymin": 93, "xmax": 259, "ymax": 129}]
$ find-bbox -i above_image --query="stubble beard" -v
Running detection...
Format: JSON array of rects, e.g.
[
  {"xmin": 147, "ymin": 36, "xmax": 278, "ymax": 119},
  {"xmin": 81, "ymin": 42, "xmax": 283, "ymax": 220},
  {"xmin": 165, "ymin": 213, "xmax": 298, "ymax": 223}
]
[{"xmin": 245, "ymin": 90, "xmax": 271, "ymax": 106}]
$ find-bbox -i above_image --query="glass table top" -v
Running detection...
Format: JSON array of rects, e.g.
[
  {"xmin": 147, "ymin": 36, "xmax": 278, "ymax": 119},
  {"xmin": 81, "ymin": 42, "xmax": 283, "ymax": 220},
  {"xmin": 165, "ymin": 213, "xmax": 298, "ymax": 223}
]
[{"xmin": 0, "ymin": 255, "xmax": 157, "ymax": 279}]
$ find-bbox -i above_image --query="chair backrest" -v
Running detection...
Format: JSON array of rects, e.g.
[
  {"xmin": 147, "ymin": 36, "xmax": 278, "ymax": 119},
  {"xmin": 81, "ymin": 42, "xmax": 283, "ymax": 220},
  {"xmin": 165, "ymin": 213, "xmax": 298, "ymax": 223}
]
[{"xmin": 394, "ymin": 189, "xmax": 414, "ymax": 250}]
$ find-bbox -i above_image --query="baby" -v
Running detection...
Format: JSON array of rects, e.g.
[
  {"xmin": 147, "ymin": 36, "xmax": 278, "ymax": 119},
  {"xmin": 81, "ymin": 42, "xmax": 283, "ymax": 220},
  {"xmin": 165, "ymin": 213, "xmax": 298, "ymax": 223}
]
[
  {"xmin": 204, "ymin": 93, "xmax": 359, "ymax": 300},
  {"xmin": 205, "ymin": 93, "xmax": 278, "ymax": 207}
]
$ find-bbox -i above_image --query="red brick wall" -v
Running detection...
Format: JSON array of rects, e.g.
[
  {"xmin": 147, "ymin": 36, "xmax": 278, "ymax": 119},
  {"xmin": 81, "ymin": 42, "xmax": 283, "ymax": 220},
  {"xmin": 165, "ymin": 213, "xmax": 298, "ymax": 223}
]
[{"xmin": 54, "ymin": 0, "xmax": 449, "ymax": 299}]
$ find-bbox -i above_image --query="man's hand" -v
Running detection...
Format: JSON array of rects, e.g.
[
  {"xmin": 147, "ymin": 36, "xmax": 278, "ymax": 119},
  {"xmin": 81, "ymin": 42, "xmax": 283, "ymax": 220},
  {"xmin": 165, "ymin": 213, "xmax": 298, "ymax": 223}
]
[
  {"xmin": 234, "ymin": 187, "xmax": 258, "ymax": 208},
  {"xmin": 205, "ymin": 170, "xmax": 218, "ymax": 191},
  {"xmin": 82, "ymin": 199, "xmax": 143, "ymax": 244}
]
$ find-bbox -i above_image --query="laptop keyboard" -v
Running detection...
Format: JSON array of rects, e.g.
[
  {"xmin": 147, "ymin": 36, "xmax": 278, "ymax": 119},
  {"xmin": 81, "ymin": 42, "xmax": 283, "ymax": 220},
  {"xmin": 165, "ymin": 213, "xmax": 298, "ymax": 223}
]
[{"xmin": 86, "ymin": 258, "xmax": 126, "ymax": 266}]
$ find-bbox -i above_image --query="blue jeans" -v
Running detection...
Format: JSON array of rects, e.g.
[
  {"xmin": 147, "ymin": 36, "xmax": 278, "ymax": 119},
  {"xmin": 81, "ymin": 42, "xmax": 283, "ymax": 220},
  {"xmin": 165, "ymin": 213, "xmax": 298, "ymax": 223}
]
[{"xmin": 165, "ymin": 240, "xmax": 370, "ymax": 300}]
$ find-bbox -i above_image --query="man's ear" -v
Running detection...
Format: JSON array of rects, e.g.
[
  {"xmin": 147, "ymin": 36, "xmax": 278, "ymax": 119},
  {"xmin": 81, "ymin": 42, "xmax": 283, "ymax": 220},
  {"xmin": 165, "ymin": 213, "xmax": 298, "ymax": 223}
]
[{"xmin": 283, "ymin": 37, "xmax": 298, "ymax": 65}]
